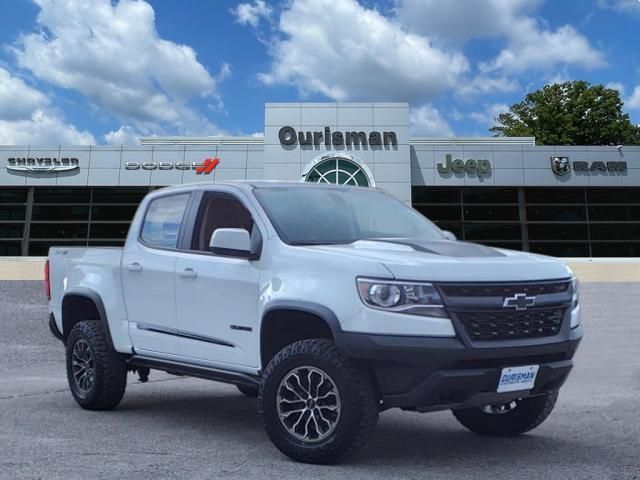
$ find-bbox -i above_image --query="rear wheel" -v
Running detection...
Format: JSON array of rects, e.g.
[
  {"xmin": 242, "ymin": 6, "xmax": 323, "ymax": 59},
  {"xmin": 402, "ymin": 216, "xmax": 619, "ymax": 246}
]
[
  {"xmin": 259, "ymin": 339, "xmax": 378, "ymax": 464},
  {"xmin": 452, "ymin": 391, "xmax": 559, "ymax": 437},
  {"xmin": 65, "ymin": 321, "xmax": 127, "ymax": 410}
]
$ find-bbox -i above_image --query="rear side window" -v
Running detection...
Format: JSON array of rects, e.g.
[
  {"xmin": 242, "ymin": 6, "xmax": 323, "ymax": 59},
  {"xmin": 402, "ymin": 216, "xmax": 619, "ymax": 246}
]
[{"xmin": 140, "ymin": 194, "xmax": 190, "ymax": 249}]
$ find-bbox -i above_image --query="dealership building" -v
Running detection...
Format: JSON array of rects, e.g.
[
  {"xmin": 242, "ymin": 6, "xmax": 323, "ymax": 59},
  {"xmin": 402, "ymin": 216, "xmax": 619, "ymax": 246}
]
[{"xmin": 1, "ymin": 102, "xmax": 639, "ymax": 257}]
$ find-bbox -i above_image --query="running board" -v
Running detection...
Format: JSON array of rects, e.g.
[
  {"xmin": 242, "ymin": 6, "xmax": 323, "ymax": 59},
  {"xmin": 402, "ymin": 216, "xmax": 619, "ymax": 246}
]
[{"xmin": 128, "ymin": 355, "xmax": 260, "ymax": 387}]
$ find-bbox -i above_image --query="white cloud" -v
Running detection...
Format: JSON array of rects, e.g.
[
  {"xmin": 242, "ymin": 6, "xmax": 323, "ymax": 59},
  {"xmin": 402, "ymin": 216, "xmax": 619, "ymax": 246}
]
[
  {"xmin": 457, "ymin": 74, "xmax": 519, "ymax": 97},
  {"xmin": 468, "ymin": 103, "xmax": 509, "ymax": 126},
  {"xmin": 0, "ymin": 66, "xmax": 95, "ymax": 144},
  {"xmin": 546, "ymin": 69, "xmax": 571, "ymax": 86},
  {"xmin": 396, "ymin": 0, "xmax": 604, "ymax": 77},
  {"xmin": 627, "ymin": 85, "xmax": 640, "ymax": 110},
  {"xmin": 104, "ymin": 125, "xmax": 139, "ymax": 145},
  {"xmin": 13, "ymin": 0, "xmax": 226, "ymax": 135},
  {"xmin": 0, "ymin": 68, "xmax": 49, "ymax": 120},
  {"xmin": 395, "ymin": 0, "xmax": 540, "ymax": 43},
  {"xmin": 483, "ymin": 22, "xmax": 605, "ymax": 73},
  {"xmin": 258, "ymin": 0, "xmax": 468, "ymax": 102},
  {"xmin": 231, "ymin": 0, "xmax": 272, "ymax": 27},
  {"xmin": 410, "ymin": 105, "xmax": 454, "ymax": 136},
  {"xmin": 607, "ymin": 82, "xmax": 625, "ymax": 96},
  {"xmin": 598, "ymin": 0, "xmax": 640, "ymax": 14},
  {"xmin": 0, "ymin": 110, "xmax": 95, "ymax": 144}
]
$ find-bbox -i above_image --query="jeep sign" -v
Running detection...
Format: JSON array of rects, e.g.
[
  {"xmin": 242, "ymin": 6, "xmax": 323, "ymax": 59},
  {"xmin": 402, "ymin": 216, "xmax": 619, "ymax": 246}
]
[{"xmin": 437, "ymin": 154, "xmax": 491, "ymax": 176}]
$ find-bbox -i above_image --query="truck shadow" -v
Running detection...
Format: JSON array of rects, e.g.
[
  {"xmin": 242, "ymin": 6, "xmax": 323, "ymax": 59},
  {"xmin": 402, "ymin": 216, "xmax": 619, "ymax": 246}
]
[{"xmin": 114, "ymin": 383, "xmax": 612, "ymax": 469}]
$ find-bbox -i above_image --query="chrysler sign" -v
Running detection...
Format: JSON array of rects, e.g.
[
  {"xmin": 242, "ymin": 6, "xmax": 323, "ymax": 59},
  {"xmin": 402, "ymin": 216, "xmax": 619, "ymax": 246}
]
[{"xmin": 6, "ymin": 157, "xmax": 79, "ymax": 173}]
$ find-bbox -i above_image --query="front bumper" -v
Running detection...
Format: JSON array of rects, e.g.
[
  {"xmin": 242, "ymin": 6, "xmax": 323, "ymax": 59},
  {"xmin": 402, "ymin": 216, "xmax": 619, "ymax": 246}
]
[{"xmin": 337, "ymin": 326, "xmax": 582, "ymax": 411}]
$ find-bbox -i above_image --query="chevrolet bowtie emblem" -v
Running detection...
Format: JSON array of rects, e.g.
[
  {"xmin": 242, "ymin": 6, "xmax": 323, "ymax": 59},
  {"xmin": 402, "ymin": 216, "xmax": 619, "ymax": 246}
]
[{"xmin": 503, "ymin": 293, "xmax": 536, "ymax": 311}]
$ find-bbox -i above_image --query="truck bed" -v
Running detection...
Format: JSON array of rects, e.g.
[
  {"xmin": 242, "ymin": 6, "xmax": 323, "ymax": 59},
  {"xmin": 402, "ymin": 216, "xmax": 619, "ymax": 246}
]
[{"xmin": 48, "ymin": 247, "xmax": 124, "ymax": 334}]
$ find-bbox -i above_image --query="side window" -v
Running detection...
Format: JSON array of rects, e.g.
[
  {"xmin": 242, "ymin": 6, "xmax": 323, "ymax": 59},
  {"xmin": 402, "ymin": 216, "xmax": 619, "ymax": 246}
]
[
  {"xmin": 140, "ymin": 193, "xmax": 190, "ymax": 249},
  {"xmin": 191, "ymin": 193, "xmax": 255, "ymax": 252}
]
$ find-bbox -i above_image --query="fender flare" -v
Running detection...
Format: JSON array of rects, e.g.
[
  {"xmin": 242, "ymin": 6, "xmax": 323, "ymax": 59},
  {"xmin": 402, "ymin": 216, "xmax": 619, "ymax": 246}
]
[
  {"xmin": 61, "ymin": 287, "xmax": 115, "ymax": 349},
  {"xmin": 261, "ymin": 300, "xmax": 343, "ymax": 338}
]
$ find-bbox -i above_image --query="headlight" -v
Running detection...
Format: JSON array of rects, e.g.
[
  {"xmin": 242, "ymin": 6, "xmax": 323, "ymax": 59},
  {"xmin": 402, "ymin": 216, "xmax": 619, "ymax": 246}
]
[
  {"xmin": 356, "ymin": 278, "xmax": 448, "ymax": 318},
  {"xmin": 571, "ymin": 277, "xmax": 579, "ymax": 309}
]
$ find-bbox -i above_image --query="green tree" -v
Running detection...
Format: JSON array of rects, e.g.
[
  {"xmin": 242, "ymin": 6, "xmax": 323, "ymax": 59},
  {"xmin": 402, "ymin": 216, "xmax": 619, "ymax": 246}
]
[{"xmin": 490, "ymin": 81, "xmax": 640, "ymax": 145}]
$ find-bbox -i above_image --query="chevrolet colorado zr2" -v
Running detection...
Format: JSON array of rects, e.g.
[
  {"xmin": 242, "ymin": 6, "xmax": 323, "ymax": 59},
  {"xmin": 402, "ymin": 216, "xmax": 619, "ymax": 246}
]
[{"xmin": 46, "ymin": 182, "xmax": 582, "ymax": 464}]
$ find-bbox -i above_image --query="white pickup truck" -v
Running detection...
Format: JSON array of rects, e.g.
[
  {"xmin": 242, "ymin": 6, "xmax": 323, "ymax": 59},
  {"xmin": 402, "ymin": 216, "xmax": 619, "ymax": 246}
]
[{"xmin": 47, "ymin": 182, "xmax": 583, "ymax": 464}]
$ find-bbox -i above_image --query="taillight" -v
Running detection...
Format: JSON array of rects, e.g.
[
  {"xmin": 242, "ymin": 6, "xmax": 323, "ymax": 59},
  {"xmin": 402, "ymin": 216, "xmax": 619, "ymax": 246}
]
[{"xmin": 44, "ymin": 259, "xmax": 51, "ymax": 301}]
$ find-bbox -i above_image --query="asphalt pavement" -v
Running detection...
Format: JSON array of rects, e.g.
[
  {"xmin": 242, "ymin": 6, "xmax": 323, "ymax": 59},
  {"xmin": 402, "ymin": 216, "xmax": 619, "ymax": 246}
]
[{"xmin": 0, "ymin": 281, "xmax": 638, "ymax": 480}]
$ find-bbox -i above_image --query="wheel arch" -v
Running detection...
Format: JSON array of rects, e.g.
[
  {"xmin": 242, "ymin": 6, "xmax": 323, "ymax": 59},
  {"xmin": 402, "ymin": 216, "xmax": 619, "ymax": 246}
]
[
  {"xmin": 260, "ymin": 301, "xmax": 342, "ymax": 369},
  {"xmin": 61, "ymin": 288, "xmax": 115, "ymax": 349}
]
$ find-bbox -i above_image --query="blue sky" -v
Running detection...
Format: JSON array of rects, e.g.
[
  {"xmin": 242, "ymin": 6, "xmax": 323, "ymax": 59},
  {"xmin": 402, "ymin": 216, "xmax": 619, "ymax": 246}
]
[{"xmin": 0, "ymin": 0, "xmax": 639, "ymax": 144}]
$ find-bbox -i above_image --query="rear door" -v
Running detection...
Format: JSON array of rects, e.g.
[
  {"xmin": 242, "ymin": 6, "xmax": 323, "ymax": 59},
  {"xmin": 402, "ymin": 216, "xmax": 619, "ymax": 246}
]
[
  {"xmin": 122, "ymin": 192, "xmax": 191, "ymax": 356},
  {"xmin": 174, "ymin": 189, "xmax": 263, "ymax": 368}
]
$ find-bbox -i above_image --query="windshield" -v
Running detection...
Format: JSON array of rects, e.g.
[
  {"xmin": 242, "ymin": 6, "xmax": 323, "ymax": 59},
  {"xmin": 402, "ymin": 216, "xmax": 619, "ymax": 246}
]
[{"xmin": 254, "ymin": 186, "xmax": 445, "ymax": 245}]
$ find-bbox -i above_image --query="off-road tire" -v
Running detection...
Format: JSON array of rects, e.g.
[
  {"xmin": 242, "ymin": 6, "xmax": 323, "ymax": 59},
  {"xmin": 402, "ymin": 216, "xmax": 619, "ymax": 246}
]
[
  {"xmin": 65, "ymin": 320, "xmax": 128, "ymax": 410},
  {"xmin": 452, "ymin": 391, "xmax": 559, "ymax": 437},
  {"xmin": 259, "ymin": 339, "xmax": 379, "ymax": 464},
  {"xmin": 237, "ymin": 384, "xmax": 259, "ymax": 398}
]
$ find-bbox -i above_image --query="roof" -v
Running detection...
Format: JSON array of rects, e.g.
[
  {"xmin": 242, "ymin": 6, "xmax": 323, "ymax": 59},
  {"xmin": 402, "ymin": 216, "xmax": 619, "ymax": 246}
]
[{"xmin": 153, "ymin": 180, "xmax": 373, "ymax": 195}]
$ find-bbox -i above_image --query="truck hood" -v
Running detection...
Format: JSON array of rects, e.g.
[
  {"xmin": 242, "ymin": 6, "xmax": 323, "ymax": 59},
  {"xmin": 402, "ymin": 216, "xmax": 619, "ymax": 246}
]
[{"xmin": 305, "ymin": 239, "xmax": 572, "ymax": 282}]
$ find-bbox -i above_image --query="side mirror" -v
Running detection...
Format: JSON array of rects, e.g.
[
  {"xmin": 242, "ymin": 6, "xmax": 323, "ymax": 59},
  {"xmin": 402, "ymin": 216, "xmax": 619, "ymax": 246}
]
[
  {"xmin": 442, "ymin": 230, "xmax": 457, "ymax": 241},
  {"xmin": 210, "ymin": 228, "xmax": 254, "ymax": 258}
]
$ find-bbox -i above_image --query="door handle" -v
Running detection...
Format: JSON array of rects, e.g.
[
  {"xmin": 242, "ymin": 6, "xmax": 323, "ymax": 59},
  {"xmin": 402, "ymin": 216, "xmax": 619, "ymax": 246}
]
[
  {"xmin": 179, "ymin": 267, "xmax": 198, "ymax": 279},
  {"xmin": 126, "ymin": 262, "xmax": 142, "ymax": 273}
]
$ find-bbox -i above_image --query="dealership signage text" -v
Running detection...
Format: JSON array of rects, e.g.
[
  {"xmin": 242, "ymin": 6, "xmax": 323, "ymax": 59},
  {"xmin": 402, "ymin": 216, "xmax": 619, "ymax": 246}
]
[
  {"xmin": 551, "ymin": 156, "xmax": 627, "ymax": 176},
  {"xmin": 125, "ymin": 161, "xmax": 218, "ymax": 173},
  {"xmin": 437, "ymin": 154, "xmax": 492, "ymax": 176},
  {"xmin": 6, "ymin": 157, "xmax": 79, "ymax": 173},
  {"xmin": 279, "ymin": 126, "xmax": 397, "ymax": 147}
]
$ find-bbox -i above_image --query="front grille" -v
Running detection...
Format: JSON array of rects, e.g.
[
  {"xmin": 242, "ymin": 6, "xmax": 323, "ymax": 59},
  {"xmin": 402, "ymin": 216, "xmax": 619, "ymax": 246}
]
[
  {"xmin": 456, "ymin": 307, "xmax": 566, "ymax": 341},
  {"xmin": 440, "ymin": 281, "xmax": 570, "ymax": 298}
]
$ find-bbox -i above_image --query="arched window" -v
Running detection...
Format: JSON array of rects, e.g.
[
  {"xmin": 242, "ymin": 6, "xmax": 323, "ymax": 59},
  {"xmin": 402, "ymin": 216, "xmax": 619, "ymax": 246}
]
[{"xmin": 303, "ymin": 156, "xmax": 373, "ymax": 187}]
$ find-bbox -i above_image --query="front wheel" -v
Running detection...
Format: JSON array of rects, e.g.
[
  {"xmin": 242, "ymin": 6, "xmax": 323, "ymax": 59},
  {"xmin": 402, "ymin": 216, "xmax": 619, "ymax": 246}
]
[
  {"xmin": 259, "ymin": 339, "xmax": 379, "ymax": 464},
  {"xmin": 452, "ymin": 391, "xmax": 559, "ymax": 437}
]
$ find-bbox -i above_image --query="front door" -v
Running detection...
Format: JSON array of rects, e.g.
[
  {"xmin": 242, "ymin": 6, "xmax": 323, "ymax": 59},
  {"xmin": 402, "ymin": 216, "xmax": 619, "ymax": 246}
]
[{"xmin": 174, "ymin": 191, "xmax": 262, "ymax": 368}]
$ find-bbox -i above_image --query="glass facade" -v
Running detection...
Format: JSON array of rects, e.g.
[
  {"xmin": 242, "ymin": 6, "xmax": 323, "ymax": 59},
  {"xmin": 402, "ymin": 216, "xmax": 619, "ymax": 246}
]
[
  {"xmin": 0, "ymin": 187, "xmax": 157, "ymax": 256},
  {"xmin": 412, "ymin": 186, "xmax": 640, "ymax": 257},
  {"xmin": 1, "ymin": 185, "xmax": 639, "ymax": 257}
]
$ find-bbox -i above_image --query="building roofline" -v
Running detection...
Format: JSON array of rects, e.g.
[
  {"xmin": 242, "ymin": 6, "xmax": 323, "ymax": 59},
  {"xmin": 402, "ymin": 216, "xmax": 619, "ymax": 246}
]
[
  {"xmin": 139, "ymin": 136, "xmax": 264, "ymax": 145},
  {"xmin": 138, "ymin": 135, "xmax": 536, "ymax": 146},
  {"xmin": 410, "ymin": 137, "xmax": 535, "ymax": 146}
]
